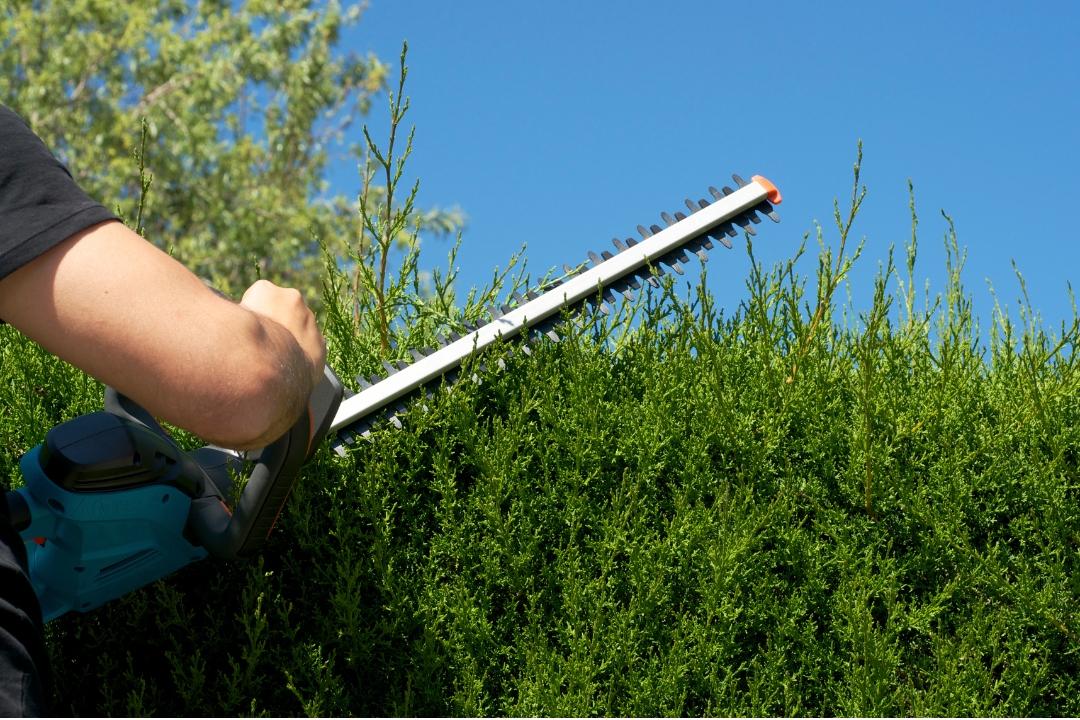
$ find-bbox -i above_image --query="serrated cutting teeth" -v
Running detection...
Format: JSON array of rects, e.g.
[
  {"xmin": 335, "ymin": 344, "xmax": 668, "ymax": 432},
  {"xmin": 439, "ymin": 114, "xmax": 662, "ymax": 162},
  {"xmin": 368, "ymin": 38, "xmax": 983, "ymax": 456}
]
[
  {"xmin": 661, "ymin": 212, "xmax": 676, "ymax": 227},
  {"xmin": 562, "ymin": 263, "xmax": 575, "ymax": 275},
  {"xmin": 637, "ymin": 225, "xmax": 652, "ymax": 239},
  {"xmin": 487, "ymin": 304, "xmax": 501, "ymax": 319},
  {"xmin": 757, "ymin": 201, "xmax": 780, "ymax": 222},
  {"xmin": 613, "ymin": 238, "xmax": 628, "ymax": 252},
  {"xmin": 683, "ymin": 236, "xmax": 711, "ymax": 262},
  {"xmin": 732, "ymin": 174, "xmax": 749, "ymax": 188},
  {"xmin": 685, "ymin": 199, "xmax": 700, "ymax": 213},
  {"xmin": 660, "ymin": 256, "xmax": 685, "ymax": 275},
  {"xmin": 512, "ymin": 291, "xmax": 526, "ymax": 305},
  {"xmin": 734, "ymin": 214, "xmax": 757, "ymax": 236},
  {"xmin": 710, "ymin": 223, "xmax": 737, "ymax": 243},
  {"xmin": 526, "ymin": 317, "xmax": 561, "ymax": 343},
  {"xmin": 382, "ymin": 360, "xmax": 398, "ymax": 376},
  {"xmin": 674, "ymin": 211, "xmax": 688, "ymax": 222},
  {"xmin": 610, "ymin": 279, "xmax": 635, "ymax": 301},
  {"xmin": 588, "ymin": 251, "xmax": 603, "ymax": 266}
]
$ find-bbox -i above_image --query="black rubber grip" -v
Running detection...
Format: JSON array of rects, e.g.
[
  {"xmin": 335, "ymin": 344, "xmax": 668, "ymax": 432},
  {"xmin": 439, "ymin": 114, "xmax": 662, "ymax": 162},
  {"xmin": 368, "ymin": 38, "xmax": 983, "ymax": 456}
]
[{"xmin": 188, "ymin": 365, "xmax": 343, "ymax": 559}]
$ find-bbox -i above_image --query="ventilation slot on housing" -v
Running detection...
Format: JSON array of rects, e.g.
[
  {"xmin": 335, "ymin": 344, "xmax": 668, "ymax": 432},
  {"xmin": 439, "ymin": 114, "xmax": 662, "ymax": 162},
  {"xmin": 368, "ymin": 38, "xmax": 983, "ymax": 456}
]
[{"xmin": 87, "ymin": 548, "xmax": 161, "ymax": 587}]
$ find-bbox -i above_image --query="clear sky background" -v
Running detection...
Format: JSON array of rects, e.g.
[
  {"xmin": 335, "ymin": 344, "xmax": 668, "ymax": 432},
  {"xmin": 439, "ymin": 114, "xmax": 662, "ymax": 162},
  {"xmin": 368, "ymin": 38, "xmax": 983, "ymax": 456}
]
[{"xmin": 325, "ymin": 1, "xmax": 1079, "ymax": 331}]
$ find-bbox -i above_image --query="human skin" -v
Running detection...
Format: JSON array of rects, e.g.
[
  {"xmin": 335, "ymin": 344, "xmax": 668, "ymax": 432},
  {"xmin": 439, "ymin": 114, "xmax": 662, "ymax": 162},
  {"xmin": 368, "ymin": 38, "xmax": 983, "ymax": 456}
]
[{"xmin": 0, "ymin": 219, "xmax": 326, "ymax": 450}]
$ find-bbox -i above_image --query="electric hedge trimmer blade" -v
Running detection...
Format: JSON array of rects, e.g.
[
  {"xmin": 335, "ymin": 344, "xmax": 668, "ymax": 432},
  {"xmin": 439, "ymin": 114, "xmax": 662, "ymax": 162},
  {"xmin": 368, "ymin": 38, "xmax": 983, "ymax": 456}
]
[{"xmin": 329, "ymin": 174, "xmax": 782, "ymax": 452}]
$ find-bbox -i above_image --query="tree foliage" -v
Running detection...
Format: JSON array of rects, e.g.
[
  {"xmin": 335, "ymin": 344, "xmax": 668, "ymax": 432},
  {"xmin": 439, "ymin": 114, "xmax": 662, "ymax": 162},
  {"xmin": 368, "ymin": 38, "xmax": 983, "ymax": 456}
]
[{"xmin": 0, "ymin": 0, "xmax": 463, "ymax": 300}]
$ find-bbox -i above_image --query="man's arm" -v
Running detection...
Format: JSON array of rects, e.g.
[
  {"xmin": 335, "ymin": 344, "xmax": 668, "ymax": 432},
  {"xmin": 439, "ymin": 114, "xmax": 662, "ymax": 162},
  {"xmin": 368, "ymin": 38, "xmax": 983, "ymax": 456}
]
[{"xmin": 0, "ymin": 219, "xmax": 325, "ymax": 450}]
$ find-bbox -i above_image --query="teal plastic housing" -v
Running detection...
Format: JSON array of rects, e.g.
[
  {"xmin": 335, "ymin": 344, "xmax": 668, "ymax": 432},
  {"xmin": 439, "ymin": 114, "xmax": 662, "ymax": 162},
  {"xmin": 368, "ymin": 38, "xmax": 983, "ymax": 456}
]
[{"xmin": 14, "ymin": 446, "xmax": 207, "ymax": 623}]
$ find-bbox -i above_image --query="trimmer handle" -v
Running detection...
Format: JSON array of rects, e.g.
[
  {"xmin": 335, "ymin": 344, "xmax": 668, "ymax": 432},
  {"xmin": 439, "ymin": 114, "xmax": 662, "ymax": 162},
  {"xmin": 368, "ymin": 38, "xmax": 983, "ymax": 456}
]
[{"xmin": 186, "ymin": 365, "xmax": 343, "ymax": 559}]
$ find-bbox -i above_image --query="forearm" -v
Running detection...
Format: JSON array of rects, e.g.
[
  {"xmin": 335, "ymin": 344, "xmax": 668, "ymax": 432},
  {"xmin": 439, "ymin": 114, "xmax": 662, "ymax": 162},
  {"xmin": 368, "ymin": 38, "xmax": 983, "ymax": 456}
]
[
  {"xmin": 0, "ymin": 221, "xmax": 322, "ymax": 449},
  {"xmin": 124, "ymin": 305, "xmax": 315, "ymax": 449},
  {"xmin": 180, "ymin": 309, "xmax": 315, "ymax": 449}
]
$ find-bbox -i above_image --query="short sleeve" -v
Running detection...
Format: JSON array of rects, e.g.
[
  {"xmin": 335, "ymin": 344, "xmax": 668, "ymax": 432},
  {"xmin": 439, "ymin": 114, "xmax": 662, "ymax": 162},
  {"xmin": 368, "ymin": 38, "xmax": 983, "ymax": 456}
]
[{"xmin": 0, "ymin": 104, "xmax": 117, "ymax": 281}]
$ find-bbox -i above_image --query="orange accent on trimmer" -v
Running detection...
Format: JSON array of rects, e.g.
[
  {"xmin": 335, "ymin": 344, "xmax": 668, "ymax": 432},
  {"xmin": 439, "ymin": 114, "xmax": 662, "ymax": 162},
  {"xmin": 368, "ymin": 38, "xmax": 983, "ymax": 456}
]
[
  {"xmin": 31, "ymin": 537, "xmax": 45, "ymax": 546},
  {"xmin": 751, "ymin": 175, "xmax": 782, "ymax": 204}
]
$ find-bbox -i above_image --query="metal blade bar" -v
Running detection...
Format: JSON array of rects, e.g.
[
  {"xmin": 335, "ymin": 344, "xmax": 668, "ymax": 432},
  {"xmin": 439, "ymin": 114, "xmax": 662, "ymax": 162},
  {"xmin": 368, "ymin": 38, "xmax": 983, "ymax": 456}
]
[{"xmin": 330, "ymin": 178, "xmax": 772, "ymax": 433}]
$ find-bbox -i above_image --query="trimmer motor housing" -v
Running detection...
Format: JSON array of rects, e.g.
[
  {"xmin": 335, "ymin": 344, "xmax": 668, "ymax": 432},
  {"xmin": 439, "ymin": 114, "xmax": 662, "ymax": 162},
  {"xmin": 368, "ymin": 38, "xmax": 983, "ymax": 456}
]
[{"xmin": 6, "ymin": 366, "xmax": 343, "ymax": 623}]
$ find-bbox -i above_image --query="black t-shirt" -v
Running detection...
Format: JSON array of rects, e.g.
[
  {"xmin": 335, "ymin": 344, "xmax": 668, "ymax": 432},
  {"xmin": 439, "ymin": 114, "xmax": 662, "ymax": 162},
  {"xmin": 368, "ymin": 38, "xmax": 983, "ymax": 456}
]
[
  {"xmin": 0, "ymin": 103, "xmax": 116, "ymax": 280},
  {"xmin": 0, "ymin": 103, "xmax": 109, "ymax": 714},
  {"xmin": 0, "ymin": 493, "xmax": 46, "ymax": 716}
]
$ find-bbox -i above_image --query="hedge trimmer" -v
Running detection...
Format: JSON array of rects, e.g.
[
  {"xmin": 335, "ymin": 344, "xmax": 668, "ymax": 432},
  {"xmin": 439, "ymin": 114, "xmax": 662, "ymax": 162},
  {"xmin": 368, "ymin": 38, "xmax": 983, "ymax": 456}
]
[{"xmin": 4, "ymin": 174, "xmax": 780, "ymax": 623}]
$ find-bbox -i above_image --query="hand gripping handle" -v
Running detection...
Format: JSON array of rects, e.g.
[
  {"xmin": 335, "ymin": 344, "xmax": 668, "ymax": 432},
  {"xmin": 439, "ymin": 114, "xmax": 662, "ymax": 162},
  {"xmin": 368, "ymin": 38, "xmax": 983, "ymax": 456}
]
[{"xmin": 187, "ymin": 365, "xmax": 343, "ymax": 559}]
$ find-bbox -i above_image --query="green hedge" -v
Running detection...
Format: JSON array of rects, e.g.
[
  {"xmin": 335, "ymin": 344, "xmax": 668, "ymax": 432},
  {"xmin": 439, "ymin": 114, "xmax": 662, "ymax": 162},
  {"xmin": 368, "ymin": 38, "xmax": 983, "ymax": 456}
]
[{"xmin": 5, "ymin": 212, "xmax": 1079, "ymax": 714}]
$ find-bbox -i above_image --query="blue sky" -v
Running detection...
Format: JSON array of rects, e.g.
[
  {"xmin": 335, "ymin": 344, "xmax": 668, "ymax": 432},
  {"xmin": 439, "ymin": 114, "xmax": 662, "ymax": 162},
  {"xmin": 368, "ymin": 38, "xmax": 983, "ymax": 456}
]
[{"xmin": 327, "ymin": 1, "xmax": 1080, "ymax": 330}]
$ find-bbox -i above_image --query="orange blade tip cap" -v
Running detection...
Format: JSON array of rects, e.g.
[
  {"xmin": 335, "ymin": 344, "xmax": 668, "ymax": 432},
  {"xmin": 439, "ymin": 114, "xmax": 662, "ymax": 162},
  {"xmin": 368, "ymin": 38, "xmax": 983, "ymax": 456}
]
[{"xmin": 751, "ymin": 175, "xmax": 782, "ymax": 205}]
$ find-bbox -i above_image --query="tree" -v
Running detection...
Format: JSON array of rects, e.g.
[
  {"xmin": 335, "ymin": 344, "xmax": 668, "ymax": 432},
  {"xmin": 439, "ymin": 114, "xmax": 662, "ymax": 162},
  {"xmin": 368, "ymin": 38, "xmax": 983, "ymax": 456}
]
[{"xmin": 0, "ymin": 0, "xmax": 463, "ymax": 300}]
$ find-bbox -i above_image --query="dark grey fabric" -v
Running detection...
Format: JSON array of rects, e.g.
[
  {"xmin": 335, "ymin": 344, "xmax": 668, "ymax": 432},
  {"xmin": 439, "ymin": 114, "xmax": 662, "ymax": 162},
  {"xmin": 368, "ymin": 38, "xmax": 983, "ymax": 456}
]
[
  {"xmin": 0, "ymin": 104, "xmax": 116, "ymax": 281},
  {"xmin": 0, "ymin": 492, "xmax": 47, "ymax": 717}
]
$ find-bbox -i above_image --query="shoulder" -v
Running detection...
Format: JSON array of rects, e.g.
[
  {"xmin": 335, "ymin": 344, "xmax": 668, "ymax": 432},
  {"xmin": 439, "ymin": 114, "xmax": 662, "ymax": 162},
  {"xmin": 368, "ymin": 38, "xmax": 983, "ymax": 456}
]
[
  {"xmin": 0, "ymin": 103, "xmax": 74, "ymax": 180},
  {"xmin": 0, "ymin": 103, "xmax": 115, "ymax": 282},
  {"xmin": 0, "ymin": 103, "xmax": 32, "ymax": 131}
]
